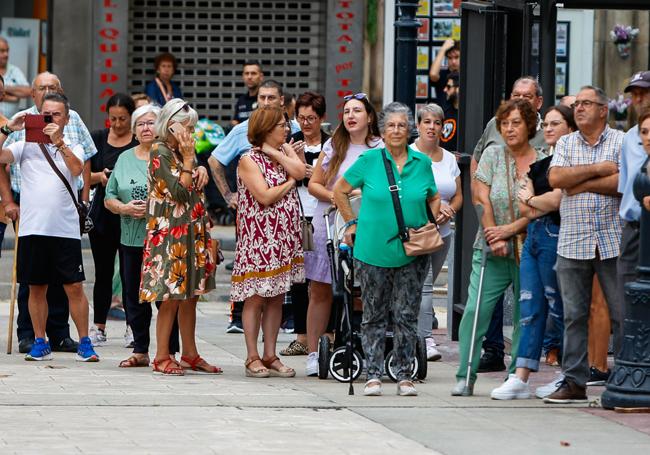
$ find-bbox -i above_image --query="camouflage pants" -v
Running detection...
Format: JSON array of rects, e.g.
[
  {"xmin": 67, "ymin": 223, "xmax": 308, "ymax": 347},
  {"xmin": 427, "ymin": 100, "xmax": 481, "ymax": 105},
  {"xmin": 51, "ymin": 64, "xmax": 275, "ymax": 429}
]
[{"xmin": 355, "ymin": 256, "xmax": 429, "ymax": 381}]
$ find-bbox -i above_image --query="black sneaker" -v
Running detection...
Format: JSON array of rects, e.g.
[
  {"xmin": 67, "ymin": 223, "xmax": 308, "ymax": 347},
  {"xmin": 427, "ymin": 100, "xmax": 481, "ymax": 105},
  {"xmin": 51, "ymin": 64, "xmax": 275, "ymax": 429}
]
[
  {"xmin": 18, "ymin": 337, "xmax": 35, "ymax": 354},
  {"xmin": 586, "ymin": 367, "xmax": 610, "ymax": 386},
  {"xmin": 226, "ymin": 320, "xmax": 244, "ymax": 334},
  {"xmin": 477, "ymin": 350, "xmax": 506, "ymax": 373},
  {"xmin": 51, "ymin": 337, "xmax": 79, "ymax": 352}
]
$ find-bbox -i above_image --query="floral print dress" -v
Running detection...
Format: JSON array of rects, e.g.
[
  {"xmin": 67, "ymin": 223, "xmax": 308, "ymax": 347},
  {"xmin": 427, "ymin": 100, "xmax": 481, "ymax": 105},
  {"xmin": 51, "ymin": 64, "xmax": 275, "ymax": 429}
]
[
  {"xmin": 230, "ymin": 149, "xmax": 304, "ymax": 301},
  {"xmin": 139, "ymin": 143, "xmax": 216, "ymax": 302}
]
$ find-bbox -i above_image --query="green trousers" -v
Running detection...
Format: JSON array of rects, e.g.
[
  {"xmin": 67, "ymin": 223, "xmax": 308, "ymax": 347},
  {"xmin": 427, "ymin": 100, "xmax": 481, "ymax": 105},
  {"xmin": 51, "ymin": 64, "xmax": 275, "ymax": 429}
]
[{"xmin": 456, "ymin": 249, "xmax": 520, "ymax": 382}]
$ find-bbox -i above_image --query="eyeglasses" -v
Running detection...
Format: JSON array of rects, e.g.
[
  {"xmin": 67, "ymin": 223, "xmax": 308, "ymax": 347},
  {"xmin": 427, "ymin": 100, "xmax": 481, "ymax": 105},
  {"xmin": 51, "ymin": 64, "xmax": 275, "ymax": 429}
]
[
  {"xmin": 297, "ymin": 115, "xmax": 319, "ymax": 125},
  {"xmin": 343, "ymin": 92, "xmax": 368, "ymax": 101},
  {"xmin": 136, "ymin": 120, "xmax": 156, "ymax": 129},
  {"xmin": 571, "ymin": 100, "xmax": 605, "ymax": 109},
  {"xmin": 170, "ymin": 102, "xmax": 190, "ymax": 120},
  {"xmin": 541, "ymin": 120, "xmax": 566, "ymax": 129},
  {"xmin": 445, "ymin": 84, "xmax": 455, "ymax": 89},
  {"xmin": 500, "ymin": 119, "xmax": 524, "ymax": 129},
  {"xmin": 511, "ymin": 93, "xmax": 536, "ymax": 101},
  {"xmin": 385, "ymin": 122, "xmax": 408, "ymax": 132},
  {"xmin": 275, "ymin": 121, "xmax": 289, "ymax": 130}
]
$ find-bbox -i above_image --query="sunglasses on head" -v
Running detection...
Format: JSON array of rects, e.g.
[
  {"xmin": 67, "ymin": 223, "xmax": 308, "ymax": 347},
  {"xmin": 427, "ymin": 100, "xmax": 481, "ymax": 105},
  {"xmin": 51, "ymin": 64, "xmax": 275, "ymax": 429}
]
[
  {"xmin": 170, "ymin": 102, "xmax": 190, "ymax": 120},
  {"xmin": 343, "ymin": 92, "xmax": 368, "ymax": 101}
]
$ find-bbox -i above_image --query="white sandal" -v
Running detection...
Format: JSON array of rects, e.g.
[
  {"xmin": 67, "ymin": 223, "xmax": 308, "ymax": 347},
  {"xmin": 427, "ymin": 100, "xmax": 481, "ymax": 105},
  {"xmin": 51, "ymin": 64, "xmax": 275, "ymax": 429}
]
[{"xmin": 364, "ymin": 379, "xmax": 382, "ymax": 396}]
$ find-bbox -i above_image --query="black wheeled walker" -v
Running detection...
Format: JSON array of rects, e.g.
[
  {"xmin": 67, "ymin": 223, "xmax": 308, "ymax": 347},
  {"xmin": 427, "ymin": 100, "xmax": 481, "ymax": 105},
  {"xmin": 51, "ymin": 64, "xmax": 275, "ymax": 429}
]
[{"xmin": 317, "ymin": 198, "xmax": 427, "ymax": 391}]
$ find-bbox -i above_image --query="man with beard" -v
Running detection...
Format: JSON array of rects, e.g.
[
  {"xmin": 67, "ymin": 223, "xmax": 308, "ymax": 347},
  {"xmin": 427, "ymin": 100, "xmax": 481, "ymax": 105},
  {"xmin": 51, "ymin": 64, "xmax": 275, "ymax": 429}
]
[{"xmin": 440, "ymin": 72, "xmax": 459, "ymax": 152}]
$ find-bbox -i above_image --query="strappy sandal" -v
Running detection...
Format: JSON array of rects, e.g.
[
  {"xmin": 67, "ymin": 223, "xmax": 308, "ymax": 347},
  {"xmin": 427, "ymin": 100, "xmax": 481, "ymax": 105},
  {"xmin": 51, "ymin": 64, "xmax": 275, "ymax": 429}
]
[
  {"xmin": 119, "ymin": 354, "xmax": 150, "ymax": 368},
  {"xmin": 180, "ymin": 355, "xmax": 223, "ymax": 374},
  {"xmin": 152, "ymin": 357, "xmax": 184, "ymax": 376},
  {"xmin": 245, "ymin": 356, "xmax": 270, "ymax": 378},
  {"xmin": 262, "ymin": 355, "xmax": 296, "ymax": 378}
]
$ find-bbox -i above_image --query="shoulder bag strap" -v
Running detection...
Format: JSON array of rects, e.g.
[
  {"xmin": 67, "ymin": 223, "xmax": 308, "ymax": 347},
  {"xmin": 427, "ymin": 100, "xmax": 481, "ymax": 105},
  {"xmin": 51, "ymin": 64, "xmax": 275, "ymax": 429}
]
[
  {"xmin": 504, "ymin": 148, "xmax": 520, "ymax": 261},
  {"xmin": 381, "ymin": 148, "xmax": 409, "ymax": 242},
  {"xmin": 38, "ymin": 143, "xmax": 81, "ymax": 210}
]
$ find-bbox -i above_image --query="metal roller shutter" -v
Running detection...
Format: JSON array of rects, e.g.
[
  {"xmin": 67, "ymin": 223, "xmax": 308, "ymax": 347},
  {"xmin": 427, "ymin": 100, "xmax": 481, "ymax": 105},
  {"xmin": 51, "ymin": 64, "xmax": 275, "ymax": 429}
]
[{"xmin": 128, "ymin": 0, "xmax": 327, "ymax": 123}]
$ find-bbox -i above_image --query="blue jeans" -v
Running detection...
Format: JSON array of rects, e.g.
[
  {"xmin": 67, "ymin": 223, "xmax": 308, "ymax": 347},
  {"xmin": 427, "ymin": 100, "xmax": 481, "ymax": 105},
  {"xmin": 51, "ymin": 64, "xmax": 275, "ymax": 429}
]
[{"xmin": 516, "ymin": 218, "xmax": 563, "ymax": 371}]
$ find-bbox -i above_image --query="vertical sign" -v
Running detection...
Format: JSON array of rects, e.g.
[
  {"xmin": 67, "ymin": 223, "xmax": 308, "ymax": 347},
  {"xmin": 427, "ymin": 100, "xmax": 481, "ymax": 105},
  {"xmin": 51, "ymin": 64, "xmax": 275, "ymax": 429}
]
[
  {"xmin": 92, "ymin": 0, "xmax": 128, "ymax": 129},
  {"xmin": 325, "ymin": 0, "xmax": 365, "ymax": 121}
]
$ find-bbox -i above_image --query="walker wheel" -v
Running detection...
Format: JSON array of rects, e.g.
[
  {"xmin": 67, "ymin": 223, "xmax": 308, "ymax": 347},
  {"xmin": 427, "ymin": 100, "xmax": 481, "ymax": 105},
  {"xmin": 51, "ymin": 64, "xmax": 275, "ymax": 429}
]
[
  {"xmin": 328, "ymin": 346, "xmax": 362, "ymax": 383},
  {"xmin": 385, "ymin": 351, "xmax": 419, "ymax": 382},
  {"xmin": 318, "ymin": 335, "xmax": 331, "ymax": 380}
]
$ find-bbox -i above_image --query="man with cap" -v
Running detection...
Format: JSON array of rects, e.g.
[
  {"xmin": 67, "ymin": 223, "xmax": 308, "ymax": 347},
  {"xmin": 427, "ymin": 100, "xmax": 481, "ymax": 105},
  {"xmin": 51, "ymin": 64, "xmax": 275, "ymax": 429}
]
[{"xmin": 617, "ymin": 70, "xmax": 650, "ymax": 311}]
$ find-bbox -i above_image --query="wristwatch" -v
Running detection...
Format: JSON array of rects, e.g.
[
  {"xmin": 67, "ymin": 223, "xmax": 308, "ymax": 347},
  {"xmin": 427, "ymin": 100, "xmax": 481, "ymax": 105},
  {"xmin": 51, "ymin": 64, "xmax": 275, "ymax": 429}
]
[{"xmin": 0, "ymin": 124, "xmax": 13, "ymax": 136}]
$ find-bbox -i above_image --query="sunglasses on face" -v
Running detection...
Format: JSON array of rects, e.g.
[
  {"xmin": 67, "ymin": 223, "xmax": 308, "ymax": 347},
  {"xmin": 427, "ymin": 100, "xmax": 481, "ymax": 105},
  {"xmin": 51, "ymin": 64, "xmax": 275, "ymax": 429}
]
[{"xmin": 343, "ymin": 92, "xmax": 368, "ymax": 101}]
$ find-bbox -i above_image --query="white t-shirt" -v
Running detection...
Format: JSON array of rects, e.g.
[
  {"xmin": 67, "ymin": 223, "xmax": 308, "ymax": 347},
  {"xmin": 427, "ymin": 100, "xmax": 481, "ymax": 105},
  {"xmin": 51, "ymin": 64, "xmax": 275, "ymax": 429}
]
[
  {"xmin": 409, "ymin": 144, "xmax": 460, "ymax": 238},
  {"xmin": 8, "ymin": 141, "xmax": 84, "ymax": 239},
  {"xmin": 298, "ymin": 143, "xmax": 321, "ymax": 217}
]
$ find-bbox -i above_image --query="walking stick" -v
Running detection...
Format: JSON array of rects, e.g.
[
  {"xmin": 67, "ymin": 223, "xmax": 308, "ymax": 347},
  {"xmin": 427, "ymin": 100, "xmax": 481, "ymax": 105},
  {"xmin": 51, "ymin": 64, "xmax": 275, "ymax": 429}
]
[
  {"xmin": 463, "ymin": 205, "xmax": 490, "ymax": 395},
  {"xmin": 6, "ymin": 219, "xmax": 18, "ymax": 354}
]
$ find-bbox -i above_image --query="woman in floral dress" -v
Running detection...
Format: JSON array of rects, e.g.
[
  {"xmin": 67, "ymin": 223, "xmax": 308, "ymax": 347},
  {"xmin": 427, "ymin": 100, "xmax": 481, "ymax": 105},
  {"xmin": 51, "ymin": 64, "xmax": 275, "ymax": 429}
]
[
  {"xmin": 231, "ymin": 105, "xmax": 306, "ymax": 378},
  {"xmin": 140, "ymin": 99, "xmax": 220, "ymax": 376}
]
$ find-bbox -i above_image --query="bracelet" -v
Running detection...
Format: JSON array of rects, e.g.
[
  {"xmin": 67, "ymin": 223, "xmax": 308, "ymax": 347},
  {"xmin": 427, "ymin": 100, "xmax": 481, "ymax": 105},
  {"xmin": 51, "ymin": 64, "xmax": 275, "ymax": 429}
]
[
  {"xmin": 180, "ymin": 169, "xmax": 193, "ymax": 175},
  {"xmin": 342, "ymin": 219, "xmax": 357, "ymax": 230},
  {"xmin": 526, "ymin": 195, "xmax": 534, "ymax": 206},
  {"xmin": 0, "ymin": 125, "xmax": 13, "ymax": 136}
]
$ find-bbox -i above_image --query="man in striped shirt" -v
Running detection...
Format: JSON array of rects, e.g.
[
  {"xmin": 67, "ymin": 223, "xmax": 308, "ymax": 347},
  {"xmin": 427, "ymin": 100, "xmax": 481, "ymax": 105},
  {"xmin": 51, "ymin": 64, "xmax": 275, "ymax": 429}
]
[{"xmin": 545, "ymin": 85, "xmax": 624, "ymax": 404}]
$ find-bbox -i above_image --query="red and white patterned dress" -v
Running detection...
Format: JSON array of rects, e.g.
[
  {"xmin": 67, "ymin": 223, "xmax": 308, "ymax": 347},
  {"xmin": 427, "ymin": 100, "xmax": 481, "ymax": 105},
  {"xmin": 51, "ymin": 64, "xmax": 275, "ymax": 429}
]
[{"xmin": 230, "ymin": 149, "xmax": 304, "ymax": 301}]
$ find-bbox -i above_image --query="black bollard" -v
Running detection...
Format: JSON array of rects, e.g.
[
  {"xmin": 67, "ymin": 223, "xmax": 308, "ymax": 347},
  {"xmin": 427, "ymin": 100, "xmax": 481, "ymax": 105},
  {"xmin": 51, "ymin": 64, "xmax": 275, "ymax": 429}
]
[
  {"xmin": 601, "ymin": 157, "xmax": 650, "ymax": 409},
  {"xmin": 394, "ymin": 1, "xmax": 420, "ymax": 114}
]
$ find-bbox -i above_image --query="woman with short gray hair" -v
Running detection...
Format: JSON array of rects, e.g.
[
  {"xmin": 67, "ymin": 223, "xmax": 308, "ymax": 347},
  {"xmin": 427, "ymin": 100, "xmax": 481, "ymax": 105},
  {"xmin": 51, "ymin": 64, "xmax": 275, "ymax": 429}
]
[
  {"xmin": 140, "ymin": 99, "xmax": 220, "ymax": 376},
  {"xmin": 333, "ymin": 102, "xmax": 441, "ymax": 396},
  {"xmin": 411, "ymin": 104, "xmax": 463, "ymax": 362}
]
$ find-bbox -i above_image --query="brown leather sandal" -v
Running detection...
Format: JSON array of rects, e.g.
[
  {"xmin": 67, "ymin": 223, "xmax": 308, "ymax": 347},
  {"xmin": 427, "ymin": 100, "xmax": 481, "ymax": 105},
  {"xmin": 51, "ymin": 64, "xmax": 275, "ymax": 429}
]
[
  {"xmin": 180, "ymin": 355, "xmax": 223, "ymax": 374},
  {"xmin": 245, "ymin": 356, "xmax": 270, "ymax": 378},
  {"xmin": 119, "ymin": 354, "xmax": 150, "ymax": 368},
  {"xmin": 262, "ymin": 355, "xmax": 296, "ymax": 378}
]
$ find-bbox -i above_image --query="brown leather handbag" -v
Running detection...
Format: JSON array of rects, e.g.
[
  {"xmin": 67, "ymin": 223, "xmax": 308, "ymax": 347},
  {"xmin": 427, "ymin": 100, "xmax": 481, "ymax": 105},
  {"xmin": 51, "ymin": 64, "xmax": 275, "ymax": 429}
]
[{"xmin": 382, "ymin": 149, "xmax": 443, "ymax": 256}]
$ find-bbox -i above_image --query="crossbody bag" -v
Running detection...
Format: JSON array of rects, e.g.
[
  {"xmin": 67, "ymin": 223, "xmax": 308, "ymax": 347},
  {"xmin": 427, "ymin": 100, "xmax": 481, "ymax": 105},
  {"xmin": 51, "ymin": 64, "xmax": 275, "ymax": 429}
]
[{"xmin": 38, "ymin": 143, "xmax": 94, "ymax": 234}]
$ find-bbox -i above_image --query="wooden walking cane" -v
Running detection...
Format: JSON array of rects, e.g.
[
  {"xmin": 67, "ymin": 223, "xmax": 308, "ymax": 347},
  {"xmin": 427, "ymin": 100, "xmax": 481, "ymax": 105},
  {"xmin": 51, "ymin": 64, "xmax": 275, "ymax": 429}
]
[{"xmin": 6, "ymin": 219, "xmax": 18, "ymax": 354}]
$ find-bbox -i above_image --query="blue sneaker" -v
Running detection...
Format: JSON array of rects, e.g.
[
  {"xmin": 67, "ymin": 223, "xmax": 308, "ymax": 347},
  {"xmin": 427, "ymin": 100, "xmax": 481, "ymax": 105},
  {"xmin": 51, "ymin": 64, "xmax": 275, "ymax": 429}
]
[
  {"xmin": 25, "ymin": 338, "xmax": 52, "ymax": 361},
  {"xmin": 76, "ymin": 336, "xmax": 100, "ymax": 362}
]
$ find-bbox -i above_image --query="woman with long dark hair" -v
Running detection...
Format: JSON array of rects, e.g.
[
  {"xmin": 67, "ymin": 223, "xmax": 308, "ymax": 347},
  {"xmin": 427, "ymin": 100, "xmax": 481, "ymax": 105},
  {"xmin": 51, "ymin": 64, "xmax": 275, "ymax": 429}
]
[
  {"xmin": 303, "ymin": 93, "xmax": 382, "ymax": 376},
  {"xmin": 88, "ymin": 93, "xmax": 138, "ymax": 347}
]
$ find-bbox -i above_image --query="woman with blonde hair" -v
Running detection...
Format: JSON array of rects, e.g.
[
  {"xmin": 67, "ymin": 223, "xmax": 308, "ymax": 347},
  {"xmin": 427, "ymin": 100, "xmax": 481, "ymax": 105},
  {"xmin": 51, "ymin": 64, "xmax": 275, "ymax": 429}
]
[{"xmin": 140, "ymin": 99, "xmax": 219, "ymax": 375}]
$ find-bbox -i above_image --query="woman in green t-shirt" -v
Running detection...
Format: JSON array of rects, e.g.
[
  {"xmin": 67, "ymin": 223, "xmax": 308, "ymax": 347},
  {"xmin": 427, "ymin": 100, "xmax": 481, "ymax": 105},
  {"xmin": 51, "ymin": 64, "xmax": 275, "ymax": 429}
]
[{"xmin": 333, "ymin": 102, "xmax": 440, "ymax": 397}]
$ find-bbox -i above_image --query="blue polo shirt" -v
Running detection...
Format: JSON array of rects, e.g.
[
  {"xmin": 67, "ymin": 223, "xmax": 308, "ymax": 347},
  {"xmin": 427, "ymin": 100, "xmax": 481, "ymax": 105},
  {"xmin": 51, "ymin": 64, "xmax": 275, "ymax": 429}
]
[
  {"xmin": 343, "ymin": 147, "xmax": 438, "ymax": 268},
  {"xmin": 618, "ymin": 125, "xmax": 646, "ymax": 222}
]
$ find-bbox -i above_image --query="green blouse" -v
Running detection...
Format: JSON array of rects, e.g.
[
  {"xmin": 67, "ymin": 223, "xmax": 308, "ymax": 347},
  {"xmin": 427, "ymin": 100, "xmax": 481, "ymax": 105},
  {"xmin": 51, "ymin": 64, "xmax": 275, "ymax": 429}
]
[{"xmin": 343, "ymin": 147, "xmax": 438, "ymax": 268}]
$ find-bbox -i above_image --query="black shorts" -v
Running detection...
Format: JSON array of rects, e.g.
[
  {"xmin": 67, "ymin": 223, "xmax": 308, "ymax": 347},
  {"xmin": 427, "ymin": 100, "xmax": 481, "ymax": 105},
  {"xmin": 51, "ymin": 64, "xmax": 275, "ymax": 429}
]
[{"xmin": 17, "ymin": 235, "xmax": 85, "ymax": 285}]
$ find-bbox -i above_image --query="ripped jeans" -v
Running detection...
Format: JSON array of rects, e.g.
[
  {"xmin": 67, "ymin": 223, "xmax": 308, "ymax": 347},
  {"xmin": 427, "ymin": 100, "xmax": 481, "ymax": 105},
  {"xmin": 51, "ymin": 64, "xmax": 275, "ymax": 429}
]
[{"xmin": 515, "ymin": 217, "xmax": 563, "ymax": 371}]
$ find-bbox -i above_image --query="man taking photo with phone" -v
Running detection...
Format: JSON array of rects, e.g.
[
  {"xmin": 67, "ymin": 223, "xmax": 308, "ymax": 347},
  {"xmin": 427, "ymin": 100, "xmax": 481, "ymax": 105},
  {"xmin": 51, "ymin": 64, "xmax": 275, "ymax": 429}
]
[
  {"xmin": 0, "ymin": 71, "xmax": 97, "ymax": 354},
  {"xmin": 0, "ymin": 92, "xmax": 99, "ymax": 362}
]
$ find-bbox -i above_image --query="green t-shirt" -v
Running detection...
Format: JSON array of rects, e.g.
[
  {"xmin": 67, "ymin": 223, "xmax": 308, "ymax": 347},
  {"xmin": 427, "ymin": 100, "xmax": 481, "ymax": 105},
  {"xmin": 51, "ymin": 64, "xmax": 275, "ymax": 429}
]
[
  {"xmin": 343, "ymin": 147, "xmax": 438, "ymax": 268},
  {"xmin": 105, "ymin": 148, "xmax": 149, "ymax": 247}
]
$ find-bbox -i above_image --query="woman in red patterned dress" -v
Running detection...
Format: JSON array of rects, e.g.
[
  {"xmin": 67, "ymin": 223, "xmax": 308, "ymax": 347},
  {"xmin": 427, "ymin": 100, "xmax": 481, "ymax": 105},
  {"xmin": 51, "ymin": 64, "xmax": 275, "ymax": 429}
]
[{"xmin": 231, "ymin": 106, "xmax": 306, "ymax": 378}]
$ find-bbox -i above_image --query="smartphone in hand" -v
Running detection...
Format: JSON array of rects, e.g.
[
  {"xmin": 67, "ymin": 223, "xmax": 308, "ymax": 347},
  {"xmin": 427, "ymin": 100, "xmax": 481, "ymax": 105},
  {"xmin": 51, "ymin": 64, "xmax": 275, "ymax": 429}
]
[
  {"xmin": 24, "ymin": 114, "xmax": 52, "ymax": 143},
  {"xmin": 168, "ymin": 122, "xmax": 185, "ymax": 140}
]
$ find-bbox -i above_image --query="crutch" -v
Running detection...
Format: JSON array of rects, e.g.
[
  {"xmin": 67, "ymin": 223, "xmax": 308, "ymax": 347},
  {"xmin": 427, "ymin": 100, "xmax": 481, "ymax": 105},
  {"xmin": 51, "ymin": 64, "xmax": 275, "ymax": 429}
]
[
  {"xmin": 6, "ymin": 219, "xmax": 19, "ymax": 354},
  {"xmin": 463, "ymin": 205, "xmax": 490, "ymax": 395}
]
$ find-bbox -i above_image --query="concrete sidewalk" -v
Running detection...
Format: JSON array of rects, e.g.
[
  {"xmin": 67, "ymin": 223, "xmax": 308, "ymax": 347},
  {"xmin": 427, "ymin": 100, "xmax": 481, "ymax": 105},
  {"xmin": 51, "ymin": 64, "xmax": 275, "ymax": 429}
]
[{"xmin": 0, "ymin": 250, "xmax": 649, "ymax": 454}]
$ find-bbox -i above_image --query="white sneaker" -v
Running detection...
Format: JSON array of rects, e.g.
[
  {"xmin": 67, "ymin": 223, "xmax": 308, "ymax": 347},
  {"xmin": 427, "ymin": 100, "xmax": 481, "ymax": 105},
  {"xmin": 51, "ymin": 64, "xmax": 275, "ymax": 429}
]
[
  {"xmin": 490, "ymin": 374, "xmax": 532, "ymax": 400},
  {"xmin": 306, "ymin": 352, "xmax": 318, "ymax": 376},
  {"xmin": 89, "ymin": 325, "xmax": 107, "ymax": 347},
  {"xmin": 123, "ymin": 326, "xmax": 134, "ymax": 348},
  {"xmin": 535, "ymin": 373, "xmax": 565, "ymax": 399},
  {"xmin": 426, "ymin": 337, "xmax": 442, "ymax": 361}
]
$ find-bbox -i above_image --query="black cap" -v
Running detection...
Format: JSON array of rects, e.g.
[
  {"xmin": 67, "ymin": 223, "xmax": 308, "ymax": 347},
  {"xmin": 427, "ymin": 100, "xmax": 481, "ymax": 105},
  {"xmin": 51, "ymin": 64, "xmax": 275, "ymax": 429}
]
[{"xmin": 624, "ymin": 71, "xmax": 650, "ymax": 92}]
